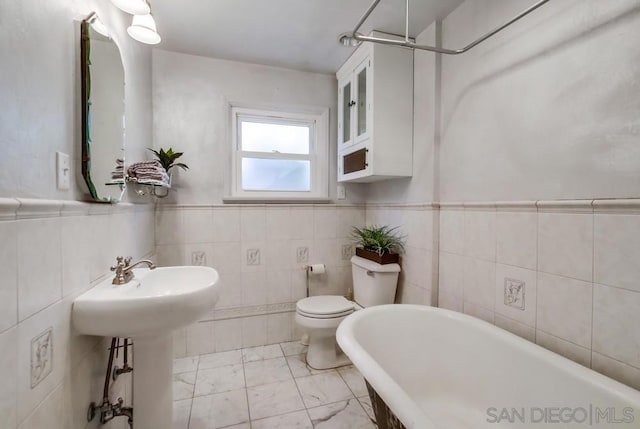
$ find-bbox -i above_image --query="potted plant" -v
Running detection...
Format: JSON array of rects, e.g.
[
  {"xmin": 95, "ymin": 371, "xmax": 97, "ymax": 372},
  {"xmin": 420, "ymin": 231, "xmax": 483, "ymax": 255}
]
[
  {"xmin": 351, "ymin": 225, "xmax": 405, "ymax": 264},
  {"xmin": 148, "ymin": 147, "xmax": 189, "ymax": 173}
]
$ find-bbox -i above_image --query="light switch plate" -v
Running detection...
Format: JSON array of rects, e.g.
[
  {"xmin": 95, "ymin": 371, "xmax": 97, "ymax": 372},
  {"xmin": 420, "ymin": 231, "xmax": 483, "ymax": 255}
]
[
  {"xmin": 56, "ymin": 152, "xmax": 70, "ymax": 190},
  {"xmin": 337, "ymin": 185, "xmax": 346, "ymax": 200}
]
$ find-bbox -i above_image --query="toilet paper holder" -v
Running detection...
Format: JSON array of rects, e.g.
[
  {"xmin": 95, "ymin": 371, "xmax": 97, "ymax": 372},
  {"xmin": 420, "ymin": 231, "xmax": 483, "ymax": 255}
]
[
  {"xmin": 306, "ymin": 264, "xmax": 326, "ymax": 274},
  {"xmin": 304, "ymin": 264, "xmax": 326, "ymax": 298}
]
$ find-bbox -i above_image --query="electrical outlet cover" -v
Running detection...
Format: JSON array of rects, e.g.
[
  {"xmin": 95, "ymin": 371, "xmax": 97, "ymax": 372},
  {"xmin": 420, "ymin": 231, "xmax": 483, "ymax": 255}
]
[{"xmin": 56, "ymin": 151, "xmax": 70, "ymax": 190}]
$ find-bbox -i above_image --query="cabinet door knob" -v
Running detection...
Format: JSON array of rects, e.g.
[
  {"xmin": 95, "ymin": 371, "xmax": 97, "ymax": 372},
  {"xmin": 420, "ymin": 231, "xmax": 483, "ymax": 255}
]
[{"xmin": 348, "ymin": 100, "xmax": 356, "ymax": 107}]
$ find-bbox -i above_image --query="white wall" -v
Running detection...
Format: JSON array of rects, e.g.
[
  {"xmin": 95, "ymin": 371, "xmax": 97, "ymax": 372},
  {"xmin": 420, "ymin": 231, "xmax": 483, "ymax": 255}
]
[
  {"xmin": 365, "ymin": 23, "xmax": 440, "ymax": 204},
  {"xmin": 0, "ymin": 1, "xmax": 155, "ymax": 428},
  {"xmin": 439, "ymin": 0, "xmax": 640, "ymax": 202},
  {"xmin": 152, "ymin": 49, "xmax": 365, "ymax": 204},
  {"xmin": 0, "ymin": 0, "xmax": 152, "ymax": 201}
]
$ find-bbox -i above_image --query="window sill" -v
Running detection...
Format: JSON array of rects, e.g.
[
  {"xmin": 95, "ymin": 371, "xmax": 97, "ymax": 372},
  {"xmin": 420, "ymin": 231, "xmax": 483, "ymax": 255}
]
[{"xmin": 222, "ymin": 196, "xmax": 332, "ymax": 204}]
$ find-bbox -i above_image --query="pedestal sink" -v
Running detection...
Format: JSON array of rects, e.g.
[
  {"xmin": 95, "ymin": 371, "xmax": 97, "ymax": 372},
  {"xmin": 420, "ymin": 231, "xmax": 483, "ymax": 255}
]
[{"xmin": 73, "ymin": 266, "xmax": 220, "ymax": 429}]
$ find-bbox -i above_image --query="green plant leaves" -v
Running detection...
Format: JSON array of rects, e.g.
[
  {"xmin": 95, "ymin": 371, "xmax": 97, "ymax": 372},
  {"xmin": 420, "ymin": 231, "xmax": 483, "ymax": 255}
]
[
  {"xmin": 147, "ymin": 147, "xmax": 189, "ymax": 172},
  {"xmin": 350, "ymin": 225, "xmax": 405, "ymax": 255}
]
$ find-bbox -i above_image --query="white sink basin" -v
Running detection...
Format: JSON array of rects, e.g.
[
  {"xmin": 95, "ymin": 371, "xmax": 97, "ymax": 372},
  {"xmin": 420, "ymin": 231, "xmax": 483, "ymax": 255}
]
[
  {"xmin": 73, "ymin": 266, "xmax": 220, "ymax": 337},
  {"xmin": 72, "ymin": 265, "xmax": 220, "ymax": 429}
]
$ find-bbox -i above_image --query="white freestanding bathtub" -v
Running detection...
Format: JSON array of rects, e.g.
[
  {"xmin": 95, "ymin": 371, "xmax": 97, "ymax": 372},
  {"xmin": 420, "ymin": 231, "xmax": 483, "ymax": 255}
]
[{"xmin": 336, "ymin": 305, "xmax": 640, "ymax": 429}]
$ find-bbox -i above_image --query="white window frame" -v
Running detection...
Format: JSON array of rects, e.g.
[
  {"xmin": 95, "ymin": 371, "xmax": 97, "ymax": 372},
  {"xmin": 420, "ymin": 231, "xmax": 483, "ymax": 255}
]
[{"xmin": 229, "ymin": 105, "xmax": 329, "ymax": 201}]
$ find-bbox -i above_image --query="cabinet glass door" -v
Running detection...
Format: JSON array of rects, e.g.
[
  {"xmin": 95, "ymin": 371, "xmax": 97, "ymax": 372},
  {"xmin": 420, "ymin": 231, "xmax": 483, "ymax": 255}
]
[
  {"xmin": 354, "ymin": 58, "xmax": 370, "ymax": 142},
  {"xmin": 342, "ymin": 81, "xmax": 352, "ymax": 145}
]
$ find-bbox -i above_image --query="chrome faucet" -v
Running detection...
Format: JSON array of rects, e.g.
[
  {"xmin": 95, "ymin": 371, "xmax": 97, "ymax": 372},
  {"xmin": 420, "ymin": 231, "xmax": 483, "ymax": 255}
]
[{"xmin": 110, "ymin": 256, "xmax": 156, "ymax": 285}]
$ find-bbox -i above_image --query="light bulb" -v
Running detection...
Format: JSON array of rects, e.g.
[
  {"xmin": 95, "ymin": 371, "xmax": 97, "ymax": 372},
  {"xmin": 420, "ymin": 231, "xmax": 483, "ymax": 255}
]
[
  {"xmin": 110, "ymin": 0, "xmax": 150, "ymax": 15},
  {"xmin": 127, "ymin": 14, "xmax": 161, "ymax": 45}
]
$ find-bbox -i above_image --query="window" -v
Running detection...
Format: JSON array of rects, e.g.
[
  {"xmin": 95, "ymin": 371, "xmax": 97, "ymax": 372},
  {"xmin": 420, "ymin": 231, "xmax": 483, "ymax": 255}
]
[{"xmin": 230, "ymin": 106, "xmax": 329, "ymax": 200}]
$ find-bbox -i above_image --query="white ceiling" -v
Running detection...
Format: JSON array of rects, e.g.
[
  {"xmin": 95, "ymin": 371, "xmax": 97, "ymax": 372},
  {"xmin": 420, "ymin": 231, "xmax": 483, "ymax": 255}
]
[{"xmin": 150, "ymin": 0, "xmax": 464, "ymax": 74}]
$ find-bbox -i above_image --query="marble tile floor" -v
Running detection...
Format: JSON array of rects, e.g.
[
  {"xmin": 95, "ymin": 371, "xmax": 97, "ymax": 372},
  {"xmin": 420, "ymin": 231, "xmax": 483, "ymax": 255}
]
[{"xmin": 173, "ymin": 342, "xmax": 377, "ymax": 429}]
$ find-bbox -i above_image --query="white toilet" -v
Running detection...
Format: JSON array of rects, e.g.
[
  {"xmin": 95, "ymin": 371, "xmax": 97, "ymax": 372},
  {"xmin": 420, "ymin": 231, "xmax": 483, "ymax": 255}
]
[{"xmin": 296, "ymin": 255, "xmax": 401, "ymax": 369}]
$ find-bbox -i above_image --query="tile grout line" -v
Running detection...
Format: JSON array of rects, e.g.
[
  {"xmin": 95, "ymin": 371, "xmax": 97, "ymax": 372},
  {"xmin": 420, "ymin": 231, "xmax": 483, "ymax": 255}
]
[
  {"xmin": 187, "ymin": 355, "xmax": 201, "ymax": 428},
  {"xmin": 534, "ymin": 207, "xmax": 539, "ymax": 345},
  {"xmin": 336, "ymin": 367, "xmax": 374, "ymax": 425},
  {"xmin": 590, "ymin": 210, "xmax": 595, "ymax": 369},
  {"xmin": 240, "ymin": 350, "xmax": 253, "ymax": 429},
  {"xmin": 281, "ymin": 342, "xmax": 314, "ymax": 425},
  {"xmin": 536, "ymin": 328, "xmax": 591, "ymax": 351}
]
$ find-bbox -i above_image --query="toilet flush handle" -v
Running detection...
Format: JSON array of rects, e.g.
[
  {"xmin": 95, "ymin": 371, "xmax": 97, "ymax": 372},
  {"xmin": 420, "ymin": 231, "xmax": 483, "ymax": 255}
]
[{"xmin": 366, "ymin": 270, "xmax": 375, "ymax": 277}]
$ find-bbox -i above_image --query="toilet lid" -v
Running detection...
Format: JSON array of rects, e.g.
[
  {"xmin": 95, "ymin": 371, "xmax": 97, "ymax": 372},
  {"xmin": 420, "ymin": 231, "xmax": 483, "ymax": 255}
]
[{"xmin": 296, "ymin": 296, "xmax": 354, "ymax": 316}]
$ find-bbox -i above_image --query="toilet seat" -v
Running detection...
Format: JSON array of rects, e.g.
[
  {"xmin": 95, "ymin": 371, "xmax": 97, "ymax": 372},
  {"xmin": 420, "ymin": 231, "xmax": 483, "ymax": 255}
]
[{"xmin": 296, "ymin": 296, "xmax": 355, "ymax": 319}]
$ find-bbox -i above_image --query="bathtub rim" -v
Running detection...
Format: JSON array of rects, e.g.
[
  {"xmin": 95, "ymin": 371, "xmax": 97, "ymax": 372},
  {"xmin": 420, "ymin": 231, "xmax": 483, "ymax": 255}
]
[{"xmin": 336, "ymin": 304, "xmax": 640, "ymax": 429}]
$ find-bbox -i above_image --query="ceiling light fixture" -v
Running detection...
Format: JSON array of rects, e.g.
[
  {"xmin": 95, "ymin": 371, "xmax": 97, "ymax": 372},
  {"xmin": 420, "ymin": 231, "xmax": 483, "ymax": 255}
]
[
  {"xmin": 127, "ymin": 13, "xmax": 161, "ymax": 45},
  {"xmin": 110, "ymin": 0, "xmax": 150, "ymax": 15}
]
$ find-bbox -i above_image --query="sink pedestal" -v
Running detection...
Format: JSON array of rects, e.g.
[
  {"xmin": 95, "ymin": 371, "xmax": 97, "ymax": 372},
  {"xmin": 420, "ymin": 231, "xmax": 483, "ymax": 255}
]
[
  {"xmin": 133, "ymin": 333, "xmax": 173, "ymax": 429},
  {"xmin": 72, "ymin": 266, "xmax": 221, "ymax": 428}
]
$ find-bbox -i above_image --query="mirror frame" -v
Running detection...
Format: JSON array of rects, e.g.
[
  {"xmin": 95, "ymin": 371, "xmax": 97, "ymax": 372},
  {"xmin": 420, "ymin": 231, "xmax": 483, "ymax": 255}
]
[{"xmin": 80, "ymin": 13, "xmax": 126, "ymax": 202}]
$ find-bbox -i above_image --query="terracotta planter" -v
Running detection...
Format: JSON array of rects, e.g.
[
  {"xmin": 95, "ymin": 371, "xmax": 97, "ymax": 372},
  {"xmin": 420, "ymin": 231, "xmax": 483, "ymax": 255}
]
[{"xmin": 355, "ymin": 247, "xmax": 399, "ymax": 265}]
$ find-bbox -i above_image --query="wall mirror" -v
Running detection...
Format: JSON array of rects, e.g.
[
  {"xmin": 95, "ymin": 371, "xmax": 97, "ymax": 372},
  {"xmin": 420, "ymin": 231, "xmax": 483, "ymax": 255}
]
[{"xmin": 80, "ymin": 12, "xmax": 126, "ymax": 202}]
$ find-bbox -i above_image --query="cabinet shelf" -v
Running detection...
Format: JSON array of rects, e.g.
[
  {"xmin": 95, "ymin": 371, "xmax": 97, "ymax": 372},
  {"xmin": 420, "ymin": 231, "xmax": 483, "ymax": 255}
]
[
  {"xmin": 125, "ymin": 175, "xmax": 171, "ymax": 198},
  {"xmin": 336, "ymin": 32, "xmax": 413, "ymax": 183}
]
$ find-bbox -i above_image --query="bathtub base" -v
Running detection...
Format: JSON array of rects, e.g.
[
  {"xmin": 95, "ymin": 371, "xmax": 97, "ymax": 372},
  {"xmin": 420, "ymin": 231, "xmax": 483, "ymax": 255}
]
[{"xmin": 366, "ymin": 380, "xmax": 407, "ymax": 429}]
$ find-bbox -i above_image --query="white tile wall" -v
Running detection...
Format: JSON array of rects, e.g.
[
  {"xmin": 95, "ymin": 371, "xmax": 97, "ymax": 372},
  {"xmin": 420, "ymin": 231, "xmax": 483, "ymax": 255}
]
[
  {"xmin": 535, "ymin": 330, "xmax": 591, "ymax": 368},
  {"xmin": 537, "ymin": 272, "xmax": 593, "ymax": 348},
  {"xmin": 593, "ymin": 284, "xmax": 640, "ymax": 369},
  {"xmin": 0, "ymin": 222, "xmax": 18, "ymax": 331},
  {"xmin": 496, "ymin": 210, "xmax": 537, "ymax": 270},
  {"xmin": 463, "ymin": 257, "xmax": 495, "ymax": 311},
  {"xmin": 161, "ymin": 204, "xmax": 366, "ymax": 356},
  {"xmin": 438, "ymin": 200, "xmax": 640, "ymax": 390},
  {"xmin": 594, "ymin": 213, "xmax": 640, "ymax": 292},
  {"xmin": 0, "ymin": 327, "xmax": 18, "ymax": 427},
  {"xmin": 494, "ymin": 314, "xmax": 535, "ymax": 342},
  {"xmin": 439, "ymin": 208, "xmax": 465, "ymax": 255},
  {"xmin": 538, "ymin": 211, "xmax": 593, "ymax": 282},
  {"xmin": 365, "ymin": 205, "xmax": 438, "ymax": 306},
  {"xmin": 0, "ymin": 200, "xmax": 155, "ymax": 429},
  {"xmin": 17, "ymin": 219, "xmax": 62, "ymax": 321},
  {"xmin": 464, "ymin": 210, "xmax": 496, "ymax": 261},
  {"xmin": 438, "ymin": 252, "xmax": 464, "ymax": 300}
]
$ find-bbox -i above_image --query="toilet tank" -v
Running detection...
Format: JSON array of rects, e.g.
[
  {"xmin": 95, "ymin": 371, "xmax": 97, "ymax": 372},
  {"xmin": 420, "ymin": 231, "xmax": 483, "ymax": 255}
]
[{"xmin": 350, "ymin": 255, "xmax": 401, "ymax": 308}]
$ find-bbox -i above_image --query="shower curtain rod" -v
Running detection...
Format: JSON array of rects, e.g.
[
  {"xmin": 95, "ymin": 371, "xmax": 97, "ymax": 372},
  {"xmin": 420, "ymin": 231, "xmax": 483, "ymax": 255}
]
[{"xmin": 346, "ymin": 0, "xmax": 551, "ymax": 55}]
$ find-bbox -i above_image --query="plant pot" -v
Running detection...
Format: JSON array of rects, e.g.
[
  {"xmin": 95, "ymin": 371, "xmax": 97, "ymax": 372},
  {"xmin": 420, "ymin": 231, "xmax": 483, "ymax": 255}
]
[{"xmin": 355, "ymin": 247, "xmax": 399, "ymax": 265}]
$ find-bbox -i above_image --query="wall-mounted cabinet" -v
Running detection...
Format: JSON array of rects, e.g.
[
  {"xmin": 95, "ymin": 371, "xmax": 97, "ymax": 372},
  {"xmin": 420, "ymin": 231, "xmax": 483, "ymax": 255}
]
[{"xmin": 337, "ymin": 33, "xmax": 413, "ymax": 183}]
